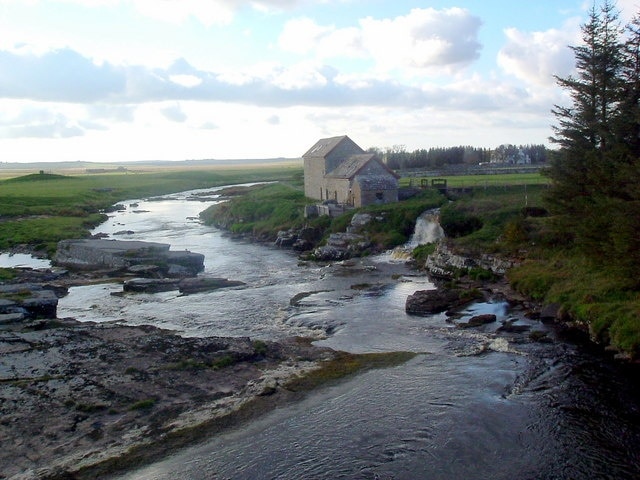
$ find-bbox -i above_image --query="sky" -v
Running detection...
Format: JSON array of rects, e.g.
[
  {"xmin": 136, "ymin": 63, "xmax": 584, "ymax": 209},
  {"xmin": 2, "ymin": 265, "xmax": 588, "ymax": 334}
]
[{"xmin": 0, "ymin": 0, "xmax": 639, "ymax": 163}]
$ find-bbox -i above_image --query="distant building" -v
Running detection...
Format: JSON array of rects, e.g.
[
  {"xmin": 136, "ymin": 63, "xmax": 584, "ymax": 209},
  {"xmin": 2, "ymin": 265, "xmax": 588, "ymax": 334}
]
[{"xmin": 302, "ymin": 135, "xmax": 399, "ymax": 208}]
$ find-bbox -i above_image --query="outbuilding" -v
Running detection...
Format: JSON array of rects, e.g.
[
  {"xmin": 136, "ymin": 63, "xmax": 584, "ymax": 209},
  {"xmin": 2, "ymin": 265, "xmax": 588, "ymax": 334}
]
[{"xmin": 303, "ymin": 135, "xmax": 399, "ymax": 208}]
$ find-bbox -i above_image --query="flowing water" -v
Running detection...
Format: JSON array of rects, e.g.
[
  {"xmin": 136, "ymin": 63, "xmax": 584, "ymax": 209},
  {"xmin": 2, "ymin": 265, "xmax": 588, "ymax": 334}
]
[{"xmin": 54, "ymin": 187, "xmax": 640, "ymax": 479}]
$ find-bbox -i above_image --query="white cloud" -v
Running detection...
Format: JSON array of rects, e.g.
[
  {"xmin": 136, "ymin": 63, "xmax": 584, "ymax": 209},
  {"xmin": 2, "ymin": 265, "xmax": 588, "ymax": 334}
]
[
  {"xmin": 55, "ymin": 0, "xmax": 304, "ymax": 26},
  {"xmin": 161, "ymin": 104, "xmax": 188, "ymax": 122},
  {"xmin": 169, "ymin": 74, "xmax": 203, "ymax": 88},
  {"xmin": 131, "ymin": 0, "xmax": 236, "ymax": 26},
  {"xmin": 272, "ymin": 61, "xmax": 330, "ymax": 89},
  {"xmin": 618, "ymin": 0, "xmax": 640, "ymax": 21},
  {"xmin": 279, "ymin": 8, "xmax": 482, "ymax": 75},
  {"xmin": 497, "ymin": 20, "xmax": 580, "ymax": 87},
  {"xmin": 360, "ymin": 8, "xmax": 482, "ymax": 73}
]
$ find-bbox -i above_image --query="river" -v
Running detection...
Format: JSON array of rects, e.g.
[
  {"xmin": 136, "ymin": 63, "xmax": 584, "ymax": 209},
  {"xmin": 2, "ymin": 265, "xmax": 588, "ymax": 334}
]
[{"xmin": 51, "ymin": 186, "xmax": 640, "ymax": 479}]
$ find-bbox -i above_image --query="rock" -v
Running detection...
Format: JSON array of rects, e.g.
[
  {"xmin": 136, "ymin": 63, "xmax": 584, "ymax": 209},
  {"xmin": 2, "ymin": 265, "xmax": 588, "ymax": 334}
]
[
  {"xmin": 0, "ymin": 320, "xmax": 334, "ymax": 477},
  {"xmin": 539, "ymin": 303, "xmax": 561, "ymax": 323},
  {"xmin": 312, "ymin": 232, "xmax": 372, "ymax": 261},
  {"xmin": 0, "ymin": 284, "xmax": 58, "ymax": 319},
  {"xmin": 349, "ymin": 213, "xmax": 372, "ymax": 230},
  {"xmin": 405, "ymin": 289, "xmax": 463, "ymax": 315},
  {"xmin": 497, "ymin": 318, "xmax": 531, "ymax": 333},
  {"xmin": 275, "ymin": 230, "xmax": 297, "ymax": 248},
  {"xmin": 123, "ymin": 278, "xmax": 180, "ymax": 293},
  {"xmin": 457, "ymin": 314, "xmax": 497, "ymax": 328},
  {"xmin": 178, "ymin": 277, "xmax": 245, "ymax": 295},
  {"xmin": 313, "ymin": 245, "xmax": 349, "ymax": 261},
  {"xmin": 0, "ymin": 312, "xmax": 25, "ymax": 325},
  {"xmin": 55, "ymin": 239, "xmax": 205, "ymax": 277},
  {"xmin": 113, "ymin": 230, "xmax": 135, "ymax": 236},
  {"xmin": 127, "ymin": 264, "xmax": 161, "ymax": 276},
  {"xmin": 425, "ymin": 242, "xmax": 518, "ymax": 278},
  {"xmin": 292, "ymin": 239, "xmax": 314, "ymax": 252}
]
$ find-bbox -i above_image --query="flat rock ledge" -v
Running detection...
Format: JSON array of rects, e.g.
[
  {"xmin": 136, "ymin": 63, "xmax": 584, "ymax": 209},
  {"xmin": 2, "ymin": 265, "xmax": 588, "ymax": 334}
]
[
  {"xmin": 54, "ymin": 239, "xmax": 205, "ymax": 278},
  {"xmin": 122, "ymin": 277, "xmax": 245, "ymax": 295},
  {"xmin": 0, "ymin": 320, "xmax": 334, "ymax": 479}
]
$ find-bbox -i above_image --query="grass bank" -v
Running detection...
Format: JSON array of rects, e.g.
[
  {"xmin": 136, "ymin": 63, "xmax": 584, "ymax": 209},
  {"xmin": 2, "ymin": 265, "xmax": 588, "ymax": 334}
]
[
  {"xmin": 436, "ymin": 182, "xmax": 640, "ymax": 358},
  {"xmin": 200, "ymin": 182, "xmax": 444, "ymax": 250},
  {"xmin": 0, "ymin": 166, "xmax": 301, "ymax": 255}
]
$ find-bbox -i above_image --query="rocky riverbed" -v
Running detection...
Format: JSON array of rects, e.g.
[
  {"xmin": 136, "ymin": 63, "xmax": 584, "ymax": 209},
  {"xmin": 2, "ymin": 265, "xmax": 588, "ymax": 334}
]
[{"xmin": 0, "ymin": 311, "xmax": 334, "ymax": 479}]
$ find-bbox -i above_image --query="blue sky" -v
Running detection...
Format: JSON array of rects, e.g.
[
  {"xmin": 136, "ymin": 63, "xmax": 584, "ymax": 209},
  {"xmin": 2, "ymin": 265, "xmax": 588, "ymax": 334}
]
[{"xmin": 0, "ymin": 0, "xmax": 637, "ymax": 162}]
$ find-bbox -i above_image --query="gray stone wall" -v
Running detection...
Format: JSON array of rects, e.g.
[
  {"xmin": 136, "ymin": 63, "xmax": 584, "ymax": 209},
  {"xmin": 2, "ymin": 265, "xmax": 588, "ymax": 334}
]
[{"xmin": 303, "ymin": 156, "xmax": 326, "ymax": 200}]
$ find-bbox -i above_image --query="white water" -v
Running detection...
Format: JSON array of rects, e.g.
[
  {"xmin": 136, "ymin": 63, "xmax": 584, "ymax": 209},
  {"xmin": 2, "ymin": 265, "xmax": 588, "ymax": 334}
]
[
  {"xmin": 389, "ymin": 209, "xmax": 444, "ymax": 261},
  {"xmin": 407, "ymin": 209, "xmax": 445, "ymax": 248},
  {"xmin": 52, "ymin": 188, "xmax": 640, "ymax": 480}
]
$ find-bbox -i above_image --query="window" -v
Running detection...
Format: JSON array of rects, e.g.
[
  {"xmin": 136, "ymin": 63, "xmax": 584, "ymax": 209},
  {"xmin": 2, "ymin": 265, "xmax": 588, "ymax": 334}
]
[{"xmin": 375, "ymin": 192, "xmax": 384, "ymax": 200}]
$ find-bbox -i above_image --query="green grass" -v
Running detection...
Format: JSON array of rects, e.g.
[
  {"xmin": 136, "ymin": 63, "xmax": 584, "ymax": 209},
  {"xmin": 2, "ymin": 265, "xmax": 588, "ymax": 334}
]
[
  {"xmin": 508, "ymin": 254, "xmax": 640, "ymax": 356},
  {"xmin": 284, "ymin": 351, "xmax": 417, "ymax": 392},
  {"xmin": 401, "ymin": 172, "xmax": 549, "ymax": 188},
  {"xmin": 439, "ymin": 184, "xmax": 548, "ymax": 253},
  {"xmin": 201, "ymin": 184, "xmax": 444, "ymax": 250},
  {"xmin": 0, "ymin": 167, "xmax": 302, "ymax": 254},
  {"xmin": 200, "ymin": 183, "xmax": 312, "ymax": 239}
]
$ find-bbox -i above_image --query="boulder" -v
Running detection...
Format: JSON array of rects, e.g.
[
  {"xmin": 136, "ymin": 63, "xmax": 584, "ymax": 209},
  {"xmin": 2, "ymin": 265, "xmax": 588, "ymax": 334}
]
[
  {"xmin": 123, "ymin": 278, "xmax": 180, "ymax": 293},
  {"xmin": 178, "ymin": 277, "xmax": 245, "ymax": 295},
  {"xmin": 275, "ymin": 230, "xmax": 297, "ymax": 248},
  {"xmin": 0, "ymin": 284, "xmax": 58, "ymax": 319},
  {"xmin": 405, "ymin": 289, "xmax": 463, "ymax": 315},
  {"xmin": 425, "ymin": 242, "xmax": 518, "ymax": 278},
  {"xmin": 456, "ymin": 314, "xmax": 497, "ymax": 328},
  {"xmin": 497, "ymin": 318, "xmax": 531, "ymax": 333}
]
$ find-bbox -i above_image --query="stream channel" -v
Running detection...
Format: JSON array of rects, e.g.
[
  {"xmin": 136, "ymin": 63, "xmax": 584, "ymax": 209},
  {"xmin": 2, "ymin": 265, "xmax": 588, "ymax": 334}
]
[{"xmin": 46, "ymin": 186, "xmax": 640, "ymax": 479}]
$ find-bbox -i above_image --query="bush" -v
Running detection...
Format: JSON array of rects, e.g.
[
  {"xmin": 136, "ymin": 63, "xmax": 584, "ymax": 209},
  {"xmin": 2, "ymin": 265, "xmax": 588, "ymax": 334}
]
[
  {"xmin": 412, "ymin": 243, "xmax": 437, "ymax": 265},
  {"xmin": 439, "ymin": 208, "xmax": 483, "ymax": 238}
]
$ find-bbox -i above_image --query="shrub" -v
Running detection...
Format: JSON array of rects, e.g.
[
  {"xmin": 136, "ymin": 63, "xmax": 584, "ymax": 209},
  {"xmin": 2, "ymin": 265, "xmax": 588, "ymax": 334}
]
[{"xmin": 439, "ymin": 208, "xmax": 483, "ymax": 238}]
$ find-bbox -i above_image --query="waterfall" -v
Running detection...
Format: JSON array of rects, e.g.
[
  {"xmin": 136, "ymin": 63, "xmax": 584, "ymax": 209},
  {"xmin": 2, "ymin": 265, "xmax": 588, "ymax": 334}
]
[
  {"xmin": 407, "ymin": 210, "xmax": 445, "ymax": 248},
  {"xmin": 389, "ymin": 209, "xmax": 444, "ymax": 261}
]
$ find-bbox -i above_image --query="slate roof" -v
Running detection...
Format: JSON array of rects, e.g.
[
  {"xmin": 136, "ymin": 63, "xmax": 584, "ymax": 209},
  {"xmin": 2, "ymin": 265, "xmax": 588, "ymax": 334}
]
[
  {"xmin": 325, "ymin": 154, "xmax": 375, "ymax": 178},
  {"xmin": 302, "ymin": 135, "xmax": 361, "ymax": 158},
  {"xmin": 356, "ymin": 175, "xmax": 398, "ymax": 190}
]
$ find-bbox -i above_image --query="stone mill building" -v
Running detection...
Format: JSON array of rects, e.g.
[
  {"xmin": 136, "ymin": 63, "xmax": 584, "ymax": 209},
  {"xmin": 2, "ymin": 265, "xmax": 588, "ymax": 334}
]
[{"xmin": 302, "ymin": 135, "xmax": 399, "ymax": 209}]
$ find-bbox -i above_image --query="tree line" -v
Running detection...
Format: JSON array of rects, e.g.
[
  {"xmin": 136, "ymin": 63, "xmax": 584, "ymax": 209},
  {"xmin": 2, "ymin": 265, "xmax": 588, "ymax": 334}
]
[
  {"xmin": 546, "ymin": 0, "xmax": 640, "ymax": 273},
  {"xmin": 369, "ymin": 144, "xmax": 548, "ymax": 170}
]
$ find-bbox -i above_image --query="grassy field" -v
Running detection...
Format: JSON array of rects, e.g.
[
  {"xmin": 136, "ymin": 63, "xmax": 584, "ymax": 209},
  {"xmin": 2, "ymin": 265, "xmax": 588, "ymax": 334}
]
[
  {"xmin": 0, "ymin": 165, "xmax": 303, "ymax": 254},
  {"xmin": 401, "ymin": 172, "xmax": 549, "ymax": 189}
]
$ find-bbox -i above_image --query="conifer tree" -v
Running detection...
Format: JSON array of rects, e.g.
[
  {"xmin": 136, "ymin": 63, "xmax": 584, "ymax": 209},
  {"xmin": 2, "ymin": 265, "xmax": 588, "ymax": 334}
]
[{"xmin": 546, "ymin": 1, "xmax": 626, "ymax": 258}]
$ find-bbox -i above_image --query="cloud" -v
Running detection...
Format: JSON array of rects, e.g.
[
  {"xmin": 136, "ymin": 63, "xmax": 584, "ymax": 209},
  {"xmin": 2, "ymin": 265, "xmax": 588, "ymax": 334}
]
[
  {"xmin": 279, "ymin": 8, "xmax": 482, "ymax": 74},
  {"xmin": 0, "ymin": 44, "xmax": 544, "ymax": 115},
  {"xmin": 497, "ymin": 20, "xmax": 580, "ymax": 87},
  {"xmin": 0, "ymin": 48, "xmax": 125, "ymax": 102},
  {"xmin": 0, "ymin": 116, "xmax": 83, "ymax": 139},
  {"xmin": 55, "ymin": 0, "xmax": 303, "ymax": 25},
  {"xmin": 161, "ymin": 104, "xmax": 188, "ymax": 122}
]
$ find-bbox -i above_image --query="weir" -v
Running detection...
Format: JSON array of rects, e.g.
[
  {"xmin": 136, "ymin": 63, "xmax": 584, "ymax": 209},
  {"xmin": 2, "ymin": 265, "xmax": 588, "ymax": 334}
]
[{"xmin": 390, "ymin": 209, "xmax": 445, "ymax": 260}]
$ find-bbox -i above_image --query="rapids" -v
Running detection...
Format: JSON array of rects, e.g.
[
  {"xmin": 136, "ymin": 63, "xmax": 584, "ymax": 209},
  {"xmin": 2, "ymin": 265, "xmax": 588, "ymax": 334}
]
[{"xmin": 53, "ymin": 187, "xmax": 640, "ymax": 479}]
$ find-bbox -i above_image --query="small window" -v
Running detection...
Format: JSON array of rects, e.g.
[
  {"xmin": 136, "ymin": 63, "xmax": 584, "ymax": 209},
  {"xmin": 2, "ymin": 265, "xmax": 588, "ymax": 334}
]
[{"xmin": 375, "ymin": 192, "xmax": 384, "ymax": 200}]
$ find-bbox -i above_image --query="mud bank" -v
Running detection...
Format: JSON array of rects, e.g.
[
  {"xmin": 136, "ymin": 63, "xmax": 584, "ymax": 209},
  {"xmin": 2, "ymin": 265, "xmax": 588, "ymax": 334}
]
[{"xmin": 0, "ymin": 319, "xmax": 335, "ymax": 479}]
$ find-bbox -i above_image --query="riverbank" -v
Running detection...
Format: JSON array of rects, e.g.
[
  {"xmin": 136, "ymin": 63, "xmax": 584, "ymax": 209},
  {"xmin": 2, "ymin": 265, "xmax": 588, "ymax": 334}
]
[
  {"xmin": 0, "ymin": 260, "xmax": 416, "ymax": 480},
  {"xmin": 1, "ymin": 317, "xmax": 321, "ymax": 479}
]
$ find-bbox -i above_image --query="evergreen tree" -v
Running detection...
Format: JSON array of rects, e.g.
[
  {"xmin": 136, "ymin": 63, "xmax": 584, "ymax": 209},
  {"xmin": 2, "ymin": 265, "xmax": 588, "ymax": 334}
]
[
  {"xmin": 546, "ymin": 1, "xmax": 624, "ymax": 251},
  {"xmin": 546, "ymin": 1, "xmax": 640, "ymax": 270}
]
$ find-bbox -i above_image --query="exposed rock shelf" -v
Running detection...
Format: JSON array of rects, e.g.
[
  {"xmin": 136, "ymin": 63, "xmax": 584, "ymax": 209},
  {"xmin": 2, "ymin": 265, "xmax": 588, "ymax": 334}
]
[
  {"xmin": 0, "ymin": 319, "xmax": 333, "ymax": 479},
  {"xmin": 54, "ymin": 239, "xmax": 205, "ymax": 278}
]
